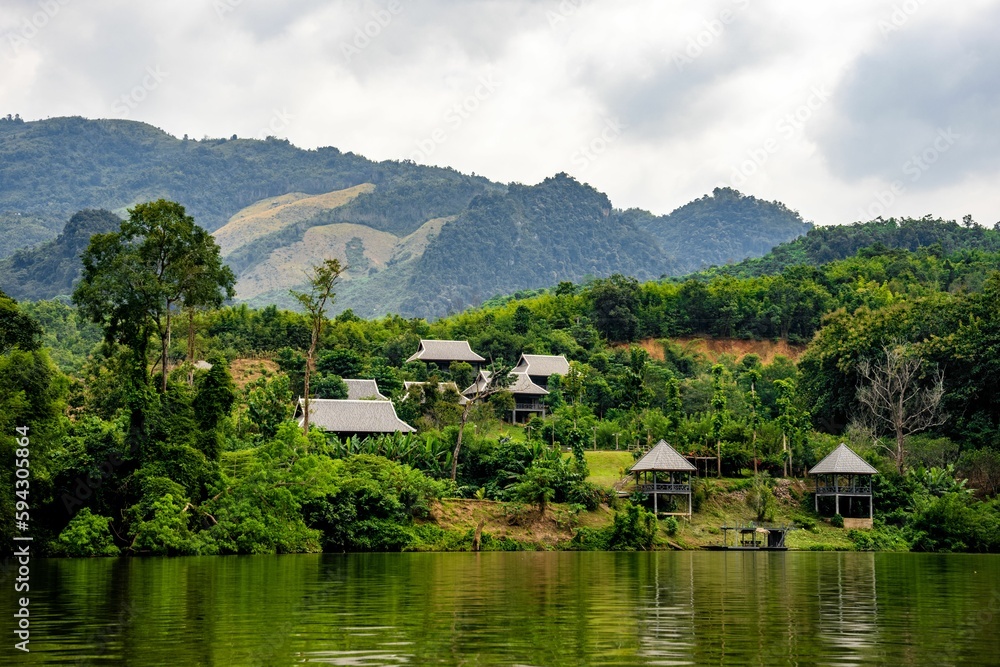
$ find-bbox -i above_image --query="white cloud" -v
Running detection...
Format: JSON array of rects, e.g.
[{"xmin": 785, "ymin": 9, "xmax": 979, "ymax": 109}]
[{"xmin": 2, "ymin": 0, "xmax": 998, "ymax": 226}]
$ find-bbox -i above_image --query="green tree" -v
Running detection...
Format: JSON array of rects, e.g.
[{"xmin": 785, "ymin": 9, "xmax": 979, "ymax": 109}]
[
  {"xmin": 711, "ymin": 364, "xmax": 728, "ymax": 477},
  {"xmin": 290, "ymin": 259, "xmax": 344, "ymax": 435}
]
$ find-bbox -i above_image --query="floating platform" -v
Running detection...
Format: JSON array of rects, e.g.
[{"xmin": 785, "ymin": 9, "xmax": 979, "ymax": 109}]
[{"xmin": 704, "ymin": 523, "xmax": 792, "ymax": 551}]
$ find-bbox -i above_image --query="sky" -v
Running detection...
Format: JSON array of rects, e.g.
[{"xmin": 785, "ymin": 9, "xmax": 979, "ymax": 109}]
[{"xmin": 2, "ymin": 0, "xmax": 999, "ymax": 227}]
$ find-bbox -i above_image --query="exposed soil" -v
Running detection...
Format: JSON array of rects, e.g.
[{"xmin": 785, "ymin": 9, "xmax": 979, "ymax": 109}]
[
  {"xmin": 229, "ymin": 358, "xmax": 280, "ymax": 389},
  {"xmin": 628, "ymin": 337, "xmax": 806, "ymax": 364},
  {"xmin": 424, "ymin": 498, "xmax": 614, "ymax": 548}
]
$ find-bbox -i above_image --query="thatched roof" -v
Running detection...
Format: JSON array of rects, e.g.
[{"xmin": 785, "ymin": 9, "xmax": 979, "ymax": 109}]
[
  {"xmin": 630, "ymin": 440, "xmax": 696, "ymax": 473},
  {"xmin": 462, "ymin": 371, "xmax": 548, "ymax": 397},
  {"xmin": 513, "ymin": 354, "xmax": 570, "ymax": 378},
  {"xmin": 297, "ymin": 398, "xmax": 415, "ymax": 434},
  {"xmin": 406, "ymin": 339, "xmax": 485, "ymax": 363},
  {"xmin": 809, "ymin": 443, "xmax": 878, "ymax": 475},
  {"xmin": 343, "ymin": 379, "xmax": 388, "ymax": 401}
]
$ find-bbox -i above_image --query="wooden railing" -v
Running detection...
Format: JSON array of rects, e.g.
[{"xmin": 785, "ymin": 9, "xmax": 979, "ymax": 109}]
[
  {"xmin": 514, "ymin": 401, "xmax": 544, "ymax": 411},
  {"xmin": 637, "ymin": 483, "xmax": 690, "ymax": 493},
  {"xmin": 816, "ymin": 484, "xmax": 871, "ymax": 494}
]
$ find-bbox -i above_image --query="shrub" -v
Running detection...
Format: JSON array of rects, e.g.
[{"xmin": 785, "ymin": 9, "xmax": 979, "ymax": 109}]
[
  {"xmin": 831, "ymin": 513, "xmax": 844, "ymax": 528},
  {"xmin": 663, "ymin": 516, "xmax": 680, "ymax": 536},
  {"xmin": 55, "ymin": 509, "xmax": 119, "ymax": 557}
]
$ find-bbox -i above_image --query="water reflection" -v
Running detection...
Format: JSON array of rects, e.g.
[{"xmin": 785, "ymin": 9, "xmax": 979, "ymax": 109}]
[
  {"xmin": 12, "ymin": 552, "xmax": 999, "ymax": 666},
  {"xmin": 816, "ymin": 552, "xmax": 880, "ymax": 666}
]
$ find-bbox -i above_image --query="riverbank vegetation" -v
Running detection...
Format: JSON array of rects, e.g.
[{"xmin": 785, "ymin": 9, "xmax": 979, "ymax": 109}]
[{"xmin": 2, "ymin": 205, "xmax": 999, "ymax": 556}]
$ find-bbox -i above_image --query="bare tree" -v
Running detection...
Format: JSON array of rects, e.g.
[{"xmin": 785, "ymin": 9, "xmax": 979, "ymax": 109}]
[
  {"xmin": 450, "ymin": 360, "xmax": 513, "ymax": 481},
  {"xmin": 852, "ymin": 343, "xmax": 948, "ymax": 474},
  {"xmin": 291, "ymin": 259, "xmax": 344, "ymax": 435}
]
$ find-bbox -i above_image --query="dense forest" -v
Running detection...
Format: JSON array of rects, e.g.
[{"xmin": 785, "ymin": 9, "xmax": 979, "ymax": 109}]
[
  {"xmin": 0, "ymin": 117, "xmax": 811, "ymax": 319},
  {"xmin": 1, "ymin": 200, "xmax": 998, "ymax": 557}
]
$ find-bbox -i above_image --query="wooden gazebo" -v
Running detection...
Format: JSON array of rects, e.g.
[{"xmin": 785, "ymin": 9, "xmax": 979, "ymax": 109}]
[
  {"xmin": 629, "ymin": 440, "xmax": 697, "ymax": 518},
  {"xmin": 808, "ymin": 443, "xmax": 877, "ymax": 528}
]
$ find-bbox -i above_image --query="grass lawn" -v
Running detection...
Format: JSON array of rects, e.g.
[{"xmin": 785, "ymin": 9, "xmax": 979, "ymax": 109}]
[{"xmin": 584, "ymin": 450, "xmax": 636, "ymax": 488}]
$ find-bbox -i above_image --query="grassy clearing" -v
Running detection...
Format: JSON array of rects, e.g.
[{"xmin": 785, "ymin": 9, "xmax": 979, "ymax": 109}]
[{"xmin": 584, "ymin": 450, "xmax": 635, "ymax": 488}]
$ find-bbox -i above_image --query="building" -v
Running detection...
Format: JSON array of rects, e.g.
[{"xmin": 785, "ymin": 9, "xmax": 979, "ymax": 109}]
[
  {"xmin": 342, "ymin": 379, "xmax": 388, "ymax": 401},
  {"xmin": 405, "ymin": 339, "xmax": 485, "ymax": 369},
  {"xmin": 462, "ymin": 370, "xmax": 548, "ymax": 423},
  {"xmin": 628, "ymin": 439, "xmax": 697, "ymax": 517},
  {"xmin": 511, "ymin": 354, "xmax": 570, "ymax": 389},
  {"xmin": 808, "ymin": 443, "xmax": 878, "ymax": 529},
  {"xmin": 296, "ymin": 398, "xmax": 415, "ymax": 438}
]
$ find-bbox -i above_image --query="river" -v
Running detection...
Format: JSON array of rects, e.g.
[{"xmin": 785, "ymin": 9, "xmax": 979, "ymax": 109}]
[{"xmin": 9, "ymin": 551, "xmax": 1000, "ymax": 665}]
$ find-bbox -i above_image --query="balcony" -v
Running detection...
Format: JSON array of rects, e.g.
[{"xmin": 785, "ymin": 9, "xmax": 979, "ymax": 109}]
[{"xmin": 637, "ymin": 483, "xmax": 691, "ymax": 494}]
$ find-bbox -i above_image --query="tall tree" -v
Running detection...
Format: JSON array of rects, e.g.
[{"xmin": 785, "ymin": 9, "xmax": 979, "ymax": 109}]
[
  {"xmin": 710, "ymin": 364, "xmax": 728, "ymax": 477},
  {"xmin": 73, "ymin": 200, "xmax": 234, "ymax": 393},
  {"xmin": 852, "ymin": 343, "xmax": 948, "ymax": 474},
  {"xmin": 291, "ymin": 259, "xmax": 344, "ymax": 435}
]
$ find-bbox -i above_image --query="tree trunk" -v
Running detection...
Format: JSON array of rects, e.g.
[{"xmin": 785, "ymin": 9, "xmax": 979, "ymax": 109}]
[
  {"xmin": 451, "ymin": 400, "xmax": 473, "ymax": 481},
  {"xmin": 303, "ymin": 325, "xmax": 319, "ymax": 435},
  {"xmin": 161, "ymin": 307, "xmax": 171, "ymax": 393},
  {"xmin": 716, "ymin": 440, "xmax": 721, "ymax": 477},
  {"xmin": 186, "ymin": 307, "xmax": 196, "ymax": 386},
  {"xmin": 782, "ymin": 433, "xmax": 788, "ymax": 477}
]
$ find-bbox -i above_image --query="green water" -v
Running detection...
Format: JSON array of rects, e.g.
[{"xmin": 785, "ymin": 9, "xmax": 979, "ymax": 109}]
[{"xmin": 8, "ymin": 552, "xmax": 1000, "ymax": 665}]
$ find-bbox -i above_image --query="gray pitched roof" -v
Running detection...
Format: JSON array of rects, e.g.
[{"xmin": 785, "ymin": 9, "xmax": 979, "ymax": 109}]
[
  {"xmin": 406, "ymin": 339, "xmax": 485, "ymax": 363},
  {"xmin": 343, "ymin": 379, "xmax": 388, "ymax": 401},
  {"xmin": 513, "ymin": 354, "xmax": 570, "ymax": 377},
  {"xmin": 630, "ymin": 440, "xmax": 696, "ymax": 472},
  {"xmin": 809, "ymin": 443, "xmax": 878, "ymax": 475},
  {"xmin": 463, "ymin": 371, "xmax": 548, "ymax": 397},
  {"xmin": 297, "ymin": 398, "xmax": 415, "ymax": 434}
]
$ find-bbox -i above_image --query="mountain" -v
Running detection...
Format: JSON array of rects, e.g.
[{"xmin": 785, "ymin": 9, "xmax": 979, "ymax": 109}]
[
  {"xmin": 0, "ymin": 116, "xmax": 815, "ymax": 317},
  {"xmin": 625, "ymin": 187, "xmax": 813, "ymax": 274},
  {"xmin": 0, "ymin": 115, "xmax": 494, "ymax": 245},
  {"xmin": 696, "ymin": 216, "xmax": 1000, "ymax": 279},
  {"xmin": 0, "ymin": 209, "xmax": 122, "ymax": 300}
]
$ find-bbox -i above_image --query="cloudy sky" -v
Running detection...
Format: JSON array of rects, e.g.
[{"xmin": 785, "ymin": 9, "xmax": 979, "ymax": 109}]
[{"xmin": 2, "ymin": 0, "xmax": 999, "ymax": 226}]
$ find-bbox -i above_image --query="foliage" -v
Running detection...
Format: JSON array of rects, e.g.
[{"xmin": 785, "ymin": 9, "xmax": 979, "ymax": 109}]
[
  {"xmin": 54, "ymin": 509, "xmax": 119, "ymax": 557},
  {"xmin": 745, "ymin": 474, "xmax": 777, "ymax": 522},
  {"xmin": 831, "ymin": 513, "xmax": 844, "ymax": 528}
]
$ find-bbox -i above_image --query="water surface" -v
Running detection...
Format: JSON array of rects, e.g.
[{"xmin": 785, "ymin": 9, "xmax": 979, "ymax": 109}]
[{"xmin": 8, "ymin": 551, "xmax": 1000, "ymax": 665}]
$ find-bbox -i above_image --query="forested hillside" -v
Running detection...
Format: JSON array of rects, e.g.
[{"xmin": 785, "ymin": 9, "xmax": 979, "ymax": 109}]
[
  {"xmin": 699, "ymin": 216, "xmax": 1000, "ymax": 279},
  {"xmin": 0, "ymin": 209, "xmax": 122, "ymax": 300},
  {"xmin": 0, "ymin": 117, "xmax": 812, "ymax": 317},
  {"xmin": 631, "ymin": 187, "xmax": 813, "ymax": 273},
  {"xmin": 0, "ymin": 115, "xmax": 492, "ymax": 238},
  {"xmin": 2, "ymin": 202, "xmax": 999, "ymax": 558}
]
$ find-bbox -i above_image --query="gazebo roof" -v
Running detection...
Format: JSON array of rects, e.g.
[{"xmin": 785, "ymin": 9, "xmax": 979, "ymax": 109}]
[
  {"xmin": 808, "ymin": 443, "xmax": 878, "ymax": 475},
  {"xmin": 630, "ymin": 440, "xmax": 696, "ymax": 473}
]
